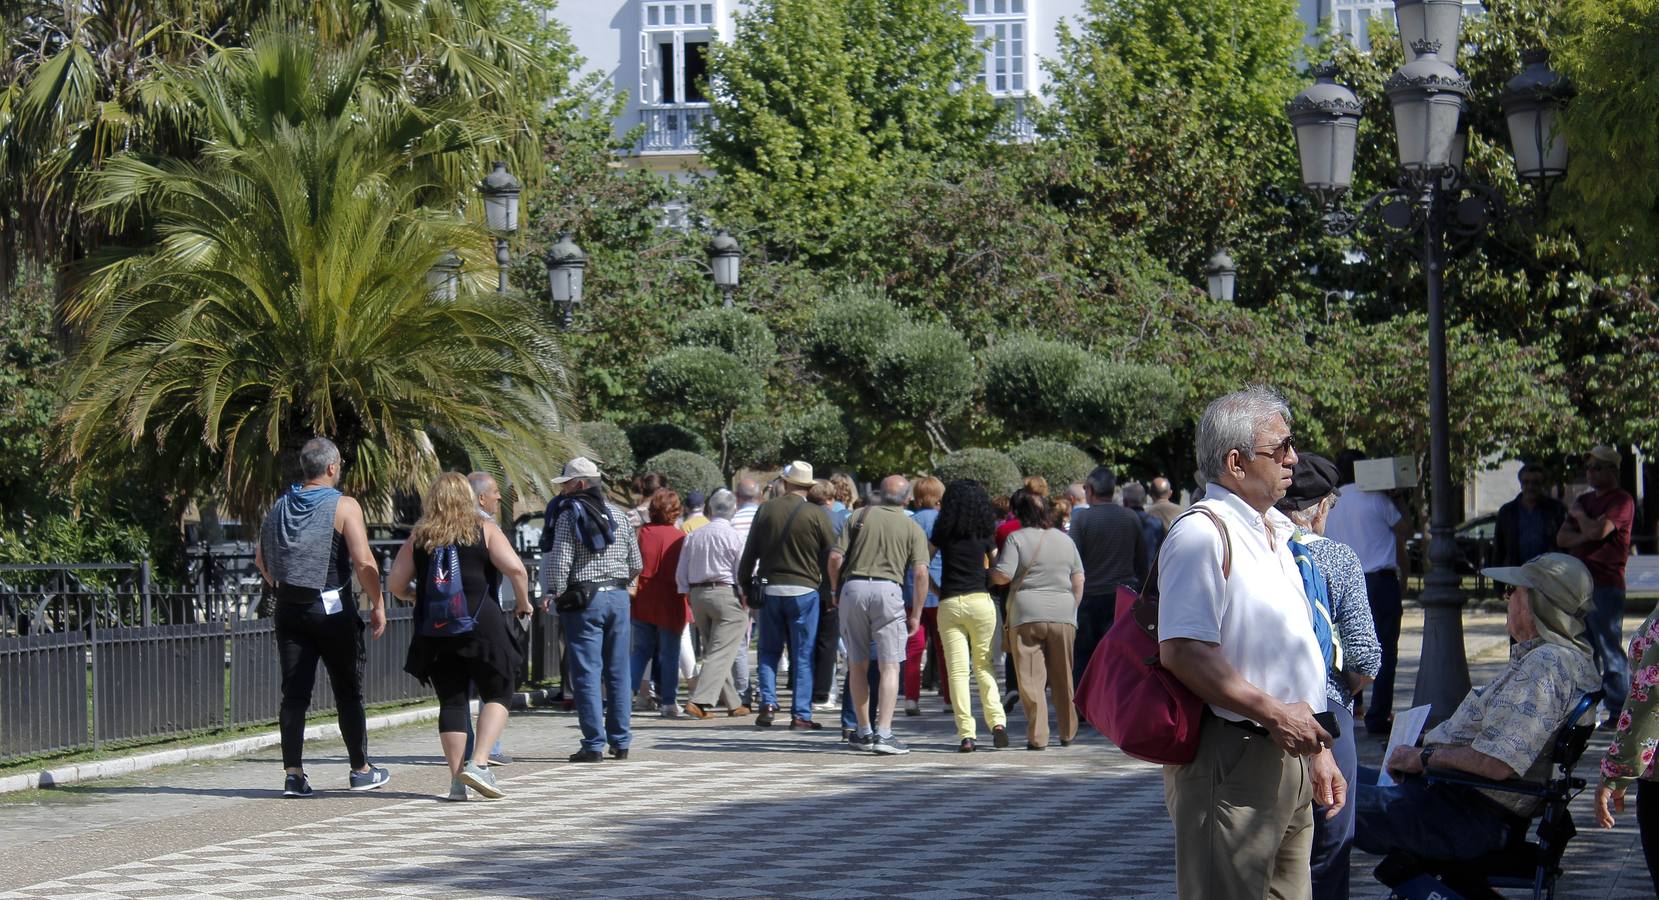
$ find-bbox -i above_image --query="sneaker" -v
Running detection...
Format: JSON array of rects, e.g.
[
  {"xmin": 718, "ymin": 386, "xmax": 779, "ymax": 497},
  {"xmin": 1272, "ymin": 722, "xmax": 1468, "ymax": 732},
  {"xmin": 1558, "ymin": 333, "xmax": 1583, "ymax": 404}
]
[
  {"xmin": 446, "ymin": 777, "xmax": 468, "ymax": 801},
  {"xmin": 487, "ymin": 751, "xmax": 514, "ymax": 766},
  {"xmin": 460, "ymin": 761, "xmax": 506, "ymax": 800},
  {"xmin": 348, "ymin": 765, "xmax": 390, "ymax": 792},
  {"xmin": 992, "ymin": 725, "xmax": 1010, "ymax": 749},
  {"xmin": 282, "ymin": 773, "xmax": 313, "ymax": 798},
  {"xmin": 847, "ymin": 731, "xmax": 876, "ymax": 752},
  {"xmin": 959, "ymin": 738, "xmax": 976, "ymax": 753},
  {"xmin": 632, "ymin": 693, "xmax": 658, "ymax": 713},
  {"xmin": 661, "ymin": 703, "xmax": 684, "ymax": 719},
  {"xmin": 871, "ymin": 734, "xmax": 910, "ymax": 755},
  {"xmin": 568, "ymin": 748, "xmax": 604, "ymax": 763},
  {"xmin": 904, "ymin": 700, "xmax": 921, "ymax": 717}
]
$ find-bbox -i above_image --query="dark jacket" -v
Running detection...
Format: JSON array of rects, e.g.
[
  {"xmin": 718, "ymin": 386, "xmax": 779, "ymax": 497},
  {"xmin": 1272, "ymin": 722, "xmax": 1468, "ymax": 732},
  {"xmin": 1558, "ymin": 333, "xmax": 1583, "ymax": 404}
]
[
  {"xmin": 1493, "ymin": 494, "xmax": 1567, "ymax": 567},
  {"xmin": 1069, "ymin": 502, "xmax": 1150, "ymax": 599},
  {"xmin": 736, "ymin": 494, "xmax": 837, "ymax": 591}
]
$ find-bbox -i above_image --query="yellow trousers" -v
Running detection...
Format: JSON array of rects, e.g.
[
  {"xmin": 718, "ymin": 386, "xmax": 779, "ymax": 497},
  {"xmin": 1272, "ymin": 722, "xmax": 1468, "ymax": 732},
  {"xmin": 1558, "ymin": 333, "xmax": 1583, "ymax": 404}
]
[{"xmin": 936, "ymin": 593, "xmax": 1008, "ymax": 740}]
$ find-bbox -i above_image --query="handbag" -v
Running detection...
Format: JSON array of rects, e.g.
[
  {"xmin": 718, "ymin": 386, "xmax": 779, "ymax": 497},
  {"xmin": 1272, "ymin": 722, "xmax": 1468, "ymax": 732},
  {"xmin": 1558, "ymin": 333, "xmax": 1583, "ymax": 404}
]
[{"xmin": 1075, "ymin": 507, "xmax": 1230, "ymax": 766}]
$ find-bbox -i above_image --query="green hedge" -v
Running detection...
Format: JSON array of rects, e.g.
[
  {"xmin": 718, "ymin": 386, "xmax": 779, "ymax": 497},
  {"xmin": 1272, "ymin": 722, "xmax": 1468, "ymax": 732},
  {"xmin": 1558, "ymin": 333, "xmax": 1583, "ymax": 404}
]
[
  {"xmin": 870, "ymin": 323, "xmax": 975, "ymax": 422},
  {"xmin": 642, "ymin": 449, "xmax": 726, "ymax": 498},
  {"xmin": 1008, "ymin": 438, "xmax": 1094, "ymax": 489},
  {"xmin": 803, "ymin": 284, "xmax": 907, "ymax": 371},
  {"xmin": 726, "ymin": 418, "xmax": 783, "ymax": 471},
  {"xmin": 674, "ymin": 307, "xmax": 777, "ymax": 371},
  {"xmin": 574, "ymin": 420, "xmax": 635, "ymax": 479},
  {"xmin": 627, "ymin": 423, "xmax": 710, "ymax": 466},
  {"xmin": 932, "ymin": 448, "xmax": 1022, "ymax": 498},
  {"xmin": 780, "ymin": 403, "xmax": 850, "ymax": 468},
  {"xmin": 645, "ymin": 347, "xmax": 764, "ymax": 416}
]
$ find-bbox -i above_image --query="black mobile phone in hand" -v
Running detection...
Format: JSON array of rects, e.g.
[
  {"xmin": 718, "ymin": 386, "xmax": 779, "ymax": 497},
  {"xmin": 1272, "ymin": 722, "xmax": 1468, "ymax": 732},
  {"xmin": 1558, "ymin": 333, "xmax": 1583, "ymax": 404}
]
[{"xmin": 1314, "ymin": 710, "xmax": 1342, "ymax": 740}]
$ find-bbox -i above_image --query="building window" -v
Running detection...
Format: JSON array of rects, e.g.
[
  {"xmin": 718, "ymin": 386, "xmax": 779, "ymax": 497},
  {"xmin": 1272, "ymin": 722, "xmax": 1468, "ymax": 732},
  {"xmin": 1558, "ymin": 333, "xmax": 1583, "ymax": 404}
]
[
  {"xmin": 962, "ymin": 0, "xmax": 1027, "ymax": 96},
  {"xmin": 640, "ymin": 1, "xmax": 718, "ymax": 107}
]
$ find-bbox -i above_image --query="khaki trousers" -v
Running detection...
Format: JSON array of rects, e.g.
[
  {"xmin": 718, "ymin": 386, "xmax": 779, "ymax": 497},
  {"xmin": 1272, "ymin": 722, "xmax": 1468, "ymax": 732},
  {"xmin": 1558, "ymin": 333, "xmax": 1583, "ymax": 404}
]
[
  {"xmin": 687, "ymin": 585, "xmax": 747, "ymax": 709},
  {"xmin": 1009, "ymin": 621, "xmax": 1076, "ymax": 748},
  {"xmin": 1164, "ymin": 714, "xmax": 1314, "ymax": 900}
]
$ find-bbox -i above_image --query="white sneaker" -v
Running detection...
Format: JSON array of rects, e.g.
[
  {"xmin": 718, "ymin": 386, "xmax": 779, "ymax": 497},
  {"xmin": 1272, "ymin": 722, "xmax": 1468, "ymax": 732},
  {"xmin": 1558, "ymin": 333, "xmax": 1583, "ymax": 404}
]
[
  {"xmin": 446, "ymin": 776, "xmax": 468, "ymax": 802},
  {"xmin": 632, "ymin": 693, "xmax": 657, "ymax": 712},
  {"xmin": 660, "ymin": 703, "xmax": 684, "ymax": 719}
]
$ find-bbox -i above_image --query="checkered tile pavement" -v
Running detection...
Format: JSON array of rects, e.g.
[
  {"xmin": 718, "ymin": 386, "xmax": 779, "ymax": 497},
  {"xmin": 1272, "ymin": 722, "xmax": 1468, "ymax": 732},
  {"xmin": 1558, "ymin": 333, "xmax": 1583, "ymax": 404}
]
[{"xmin": 0, "ymin": 757, "xmax": 1180, "ymax": 899}]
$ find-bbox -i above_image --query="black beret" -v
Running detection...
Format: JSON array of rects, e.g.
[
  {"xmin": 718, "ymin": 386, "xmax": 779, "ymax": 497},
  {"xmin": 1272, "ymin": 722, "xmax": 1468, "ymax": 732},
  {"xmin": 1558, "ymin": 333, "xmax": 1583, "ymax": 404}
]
[{"xmin": 1277, "ymin": 452, "xmax": 1340, "ymax": 513}]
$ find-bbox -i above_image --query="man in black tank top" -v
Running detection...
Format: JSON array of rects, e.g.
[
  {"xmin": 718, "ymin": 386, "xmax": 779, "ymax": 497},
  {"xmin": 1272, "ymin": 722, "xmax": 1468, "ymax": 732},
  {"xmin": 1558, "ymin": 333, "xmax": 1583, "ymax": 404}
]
[{"xmin": 255, "ymin": 437, "xmax": 391, "ymax": 798}]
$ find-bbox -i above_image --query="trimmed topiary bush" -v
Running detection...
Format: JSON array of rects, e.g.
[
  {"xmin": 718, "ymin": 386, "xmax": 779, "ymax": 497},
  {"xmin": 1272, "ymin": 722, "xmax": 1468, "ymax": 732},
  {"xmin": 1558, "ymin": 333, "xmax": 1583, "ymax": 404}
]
[
  {"xmin": 981, "ymin": 334, "xmax": 1091, "ymax": 430},
  {"xmin": 1009, "ymin": 438, "xmax": 1094, "ymax": 489},
  {"xmin": 642, "ymin": 449, "xmax": 725, "ymax": 498},
  {"xmin": 780, "ymin": 403, "xmax": 850, "ymax": 469},
  {"xmin": 645, "ymin": 348, "xmax": 764, "ymax": 418},
  {"xmin": 932, "ymin": 448, "xmax": 1022, "ymax": 498},
  {"xmin": 803, "ymin": 284, "xmax": 907, "ymax": 371},
  {"xmin": 674, "ymin": 308, "xmax": 777, "ymax": 371},
  {"xmin": 870, "ymin": 323, "xmax": 976, "ymax": 423},
  {"xmin": 726, "ymin": 418, "xmax": 783, "ymax": 472},
  {"xmin": 1068, "ymin": 359, "xmax": 1186, "ymax": 440},
  {"xmin": 574, "ymin": 421, "xmax": 635, "ymax": 480},
  {"xmin": 627, "ymin": 422, "xmax": 710, "ymax": 466}
]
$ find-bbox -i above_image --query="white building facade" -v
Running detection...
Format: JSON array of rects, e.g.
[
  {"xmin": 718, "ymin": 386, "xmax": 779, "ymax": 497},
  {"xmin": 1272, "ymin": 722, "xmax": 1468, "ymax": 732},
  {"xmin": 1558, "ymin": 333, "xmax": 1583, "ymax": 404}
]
[
  {"xmin": 550, "ymin": 0, "xmax": 1087, "ymax": 173},
  {"xmin": 1296, "ymin": 0, "xmax": 1484, "ymax": 52}
]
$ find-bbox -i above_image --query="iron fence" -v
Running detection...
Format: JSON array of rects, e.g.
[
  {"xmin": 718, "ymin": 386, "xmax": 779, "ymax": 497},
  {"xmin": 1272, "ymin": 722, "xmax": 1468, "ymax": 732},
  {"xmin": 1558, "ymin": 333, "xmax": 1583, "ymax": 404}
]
[{"xmin": 0, "ymin": 547, "xmax": 556, "ymax": 765}]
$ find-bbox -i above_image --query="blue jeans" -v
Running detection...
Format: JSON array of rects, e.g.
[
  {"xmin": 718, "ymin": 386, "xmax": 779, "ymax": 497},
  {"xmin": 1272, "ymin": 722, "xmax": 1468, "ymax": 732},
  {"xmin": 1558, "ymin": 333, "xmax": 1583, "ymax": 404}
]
[
  {"xmin": 1353, "ymin": 767, "xmax": 1514, "ymax": 861},
  {"xmin": 1363, "ymin": 570, "xmax": 1403, "ymax": 733},
  {"xmin": 559, "ymin": 589, "xmax": 632, "ymax": 752},
  {"xmin": 757, "ymin": 591, "xmax": 819, "ymax": 721},
  {"xmin": 1310, "ymin": 705, "xmax": 1358, "ymax": 900},
  {"xmin": 630, "ymin": 621, "xmax": 683, "ymax": 706},
  {"xmin": 1587, "ymin": 585, "xmax": 1630, "ymax": 717}
]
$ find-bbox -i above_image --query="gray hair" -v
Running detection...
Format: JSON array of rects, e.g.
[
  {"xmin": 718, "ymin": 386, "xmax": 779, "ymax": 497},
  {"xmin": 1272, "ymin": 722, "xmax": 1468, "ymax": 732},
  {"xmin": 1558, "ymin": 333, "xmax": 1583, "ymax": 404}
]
[
  {"xmin": 1195, "ymin": 386, "xmax": 1292, "ymax": 485},
  {"xmin": 734, "ymin": 477, "xmax": 761, "ymax": 502},
  {"xmin": 466, "ymin": 472, "xmax": 496, "ymax": 497},
  {"xmin": 1122, "ymin": 482, "xmax": 1147, "ymax": 506},
  {"xmin": 298, "ymin": 437, "xmax": 340, "ymax": 481},
  {"xmin": 878, "ymin": 475, "xmax": 911, "ymax": 507},
  {"xmin": 706, "ymin": 488, "xmax": 737, "ymax": 520}
]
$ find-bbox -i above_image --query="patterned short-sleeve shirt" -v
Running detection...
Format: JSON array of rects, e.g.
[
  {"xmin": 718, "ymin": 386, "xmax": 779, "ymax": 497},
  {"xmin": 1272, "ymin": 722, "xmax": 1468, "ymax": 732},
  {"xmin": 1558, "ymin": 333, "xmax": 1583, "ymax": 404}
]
[
  {"xmin": 1426, "ymin": 637, "xmax": 1599, "ymax": 817},
  {"xmin": 1601, "ymin": 608, "xmax": 1659, "ymax": 789}
]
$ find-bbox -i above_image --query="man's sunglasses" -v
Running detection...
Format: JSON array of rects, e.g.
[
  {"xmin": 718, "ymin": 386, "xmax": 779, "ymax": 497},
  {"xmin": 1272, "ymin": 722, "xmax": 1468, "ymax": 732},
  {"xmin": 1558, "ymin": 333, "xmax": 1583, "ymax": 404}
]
[{"xmin": 1250, "ymin": 436, "xmax": 1296, "ymax": 461}]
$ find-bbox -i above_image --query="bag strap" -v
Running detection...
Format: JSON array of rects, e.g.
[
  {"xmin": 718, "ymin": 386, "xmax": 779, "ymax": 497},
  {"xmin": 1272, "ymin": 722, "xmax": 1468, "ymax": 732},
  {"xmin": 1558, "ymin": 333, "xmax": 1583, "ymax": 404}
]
[
  {"xmin": 759, "ymin": 497, "xmax": 811, "ymax": 582},
  {"xmin": 839, "ymin": 507, "xmax": 875, "ymax": 578},
  {"xmin": 1140, "ymin": 506, "xmax": 1231, "ymax": 602},
  {"xmin": 1007, "ymin": 528, "xmax": 1050, "ymax": 603}
]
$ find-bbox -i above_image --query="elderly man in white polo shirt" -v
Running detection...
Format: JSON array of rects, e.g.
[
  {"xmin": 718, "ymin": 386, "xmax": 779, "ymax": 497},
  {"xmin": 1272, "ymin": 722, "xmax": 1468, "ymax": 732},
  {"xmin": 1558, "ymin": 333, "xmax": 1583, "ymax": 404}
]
[{"xmin": 1159, "ymin": 387, "xmax": 1345, "ymax": 900}]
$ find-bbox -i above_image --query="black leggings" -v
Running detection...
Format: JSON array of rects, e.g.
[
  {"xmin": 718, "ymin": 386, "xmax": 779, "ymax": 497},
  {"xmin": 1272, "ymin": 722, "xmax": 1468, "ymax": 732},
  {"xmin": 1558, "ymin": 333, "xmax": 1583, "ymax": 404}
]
[
  {"xmin": 275, "ymin": 601, "xmax": 368, "ymax": 770},
  {"xmin": 430, "ymin": 648, "xmax": 514, "ymax": 733},
  {"xmin": 1641, "ymin": 781, "xmax": 1659, "ymax": 897}
]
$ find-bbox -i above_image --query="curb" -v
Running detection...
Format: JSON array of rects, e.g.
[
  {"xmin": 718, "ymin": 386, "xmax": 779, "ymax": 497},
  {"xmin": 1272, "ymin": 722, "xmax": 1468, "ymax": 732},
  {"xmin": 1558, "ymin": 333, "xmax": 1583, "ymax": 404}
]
[{"xmin": 0, "ymin": 687, "xmax": 562, "ymax": 795}]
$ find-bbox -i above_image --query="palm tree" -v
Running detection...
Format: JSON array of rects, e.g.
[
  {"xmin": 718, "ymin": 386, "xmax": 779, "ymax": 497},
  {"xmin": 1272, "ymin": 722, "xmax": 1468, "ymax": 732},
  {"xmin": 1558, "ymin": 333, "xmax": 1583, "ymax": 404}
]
[{"xmin": 58, "ymin": 29, "xmax": 575, "ymax": 519}]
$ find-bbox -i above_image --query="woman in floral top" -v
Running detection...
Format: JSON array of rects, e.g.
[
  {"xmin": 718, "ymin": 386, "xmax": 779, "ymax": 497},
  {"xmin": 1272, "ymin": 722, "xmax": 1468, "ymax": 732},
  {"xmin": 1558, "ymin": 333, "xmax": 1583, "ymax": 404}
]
[{"xmin": 1595, "ymin": 606, "xmax": 1659, "ymax": 894}]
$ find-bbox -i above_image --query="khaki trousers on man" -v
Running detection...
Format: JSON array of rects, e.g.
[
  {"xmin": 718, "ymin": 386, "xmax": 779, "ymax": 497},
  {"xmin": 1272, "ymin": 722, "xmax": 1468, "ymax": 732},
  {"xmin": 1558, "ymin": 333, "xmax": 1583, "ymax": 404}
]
[
  {"xmin": 687, "ymin": 585, "xmax": 747, "ymax": 709},
  {"xmin": 1164, "ymin": 714, "xmax": 1314, "ymax": 900},
  {"xmin": 1009, "ymin": 621, "xmax": 1076, "ymax": 748}
]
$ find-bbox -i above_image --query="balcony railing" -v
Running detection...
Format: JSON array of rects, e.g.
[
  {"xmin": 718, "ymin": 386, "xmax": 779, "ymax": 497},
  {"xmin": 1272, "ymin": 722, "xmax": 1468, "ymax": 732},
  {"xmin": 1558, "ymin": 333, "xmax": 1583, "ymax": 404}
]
[
  {"xmin": 994, "ymin": 96, "xmax": 1036, "ymax": 143},
  {"xmin": 639, "ymin": 103, "xmax": 712, "ymax": 154}
]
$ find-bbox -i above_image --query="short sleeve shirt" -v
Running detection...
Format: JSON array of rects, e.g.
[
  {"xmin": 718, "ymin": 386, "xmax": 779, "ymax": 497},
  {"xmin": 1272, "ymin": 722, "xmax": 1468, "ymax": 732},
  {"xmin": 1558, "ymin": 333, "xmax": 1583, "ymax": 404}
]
[
  {"xmin": 837, "ymin": 506, "xmax": 930, "ymax": 584},
  {"xmin": 1569, "ymin": 488, "xmax": 1635, "ymax": 588},
  {"xmin": 1323, "ymin": 487, "xmax": 1403, "ymax": 574},
  {"xmin": 1157, "ymin": 484, "xmax": 1328, "ymax": 722},
  {"xmin": 995, "ymin": 527, "xmax": 1085, "ymax": 627},
  {"xmin": 1426, "ymin": 638, "xmax": 1598, "ymax": 816}
]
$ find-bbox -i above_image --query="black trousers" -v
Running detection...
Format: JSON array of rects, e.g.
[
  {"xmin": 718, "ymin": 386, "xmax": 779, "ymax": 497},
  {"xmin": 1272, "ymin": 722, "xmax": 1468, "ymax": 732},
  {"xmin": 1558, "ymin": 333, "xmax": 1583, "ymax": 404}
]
[
  {"xmin": 813, "ymin": 599, "xmax": 839, "ymax": 703},
  {"xmin": 275, "ymin": 601, "xmax": 368, "ymax": 770},
  {"xmin": 1073, "ymin": 594, "xmax": 1115, "ymax": 688}
]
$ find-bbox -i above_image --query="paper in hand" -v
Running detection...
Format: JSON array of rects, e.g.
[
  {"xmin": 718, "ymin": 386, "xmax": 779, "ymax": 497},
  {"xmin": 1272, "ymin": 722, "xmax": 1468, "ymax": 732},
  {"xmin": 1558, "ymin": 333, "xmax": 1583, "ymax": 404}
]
[{"xmin": 1377, "ymin": 704, "xmax": 1433, "ymax": 787}]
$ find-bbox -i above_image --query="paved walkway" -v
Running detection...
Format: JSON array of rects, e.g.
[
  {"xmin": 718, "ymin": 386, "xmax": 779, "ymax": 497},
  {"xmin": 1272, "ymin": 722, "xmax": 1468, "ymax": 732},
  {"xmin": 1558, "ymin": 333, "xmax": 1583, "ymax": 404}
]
[{"xmin": 0, "ymin": 609, "xmax": 1651, "ymax": 898}]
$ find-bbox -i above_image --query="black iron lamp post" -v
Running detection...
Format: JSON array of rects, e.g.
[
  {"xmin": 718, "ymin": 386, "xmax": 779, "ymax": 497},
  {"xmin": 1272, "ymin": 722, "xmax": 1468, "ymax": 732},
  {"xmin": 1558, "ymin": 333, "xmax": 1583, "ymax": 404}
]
[
  {"xmin": 479, "ymin": 161, "xmax": 521, "ymax": 295},
  {"xmin": 706, "ymin": 228, "xmax": 741, "ymax": 307},
  {"xmin": 1287, "ymin": 16, "xmax": 1571, "ymax": 721},
  {"xmin": 1205, "ymin": 249, "xmax": 1238, "ymax": 303},
  {"xmin": 545, "ymin": 232, "xmax": 586, "ymax": 331}
]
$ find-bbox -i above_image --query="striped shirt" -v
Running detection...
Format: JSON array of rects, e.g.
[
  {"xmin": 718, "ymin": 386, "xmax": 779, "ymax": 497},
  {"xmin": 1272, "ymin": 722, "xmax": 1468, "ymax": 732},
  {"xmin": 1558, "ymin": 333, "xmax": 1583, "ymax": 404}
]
[
  {"xmin": 730, "ymin": 503, "xmax": 760, "ymax": 540},
  {"xmin": 540, "ymin": 499, "xmax": 642, "ymax": 598}
]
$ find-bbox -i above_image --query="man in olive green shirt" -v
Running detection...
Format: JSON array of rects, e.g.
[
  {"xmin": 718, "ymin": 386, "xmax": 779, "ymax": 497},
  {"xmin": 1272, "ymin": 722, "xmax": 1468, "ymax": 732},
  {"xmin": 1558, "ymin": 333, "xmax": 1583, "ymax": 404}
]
[{"xmin": 828, "ymin": 474, "xmax": 930, "ymax": 754}]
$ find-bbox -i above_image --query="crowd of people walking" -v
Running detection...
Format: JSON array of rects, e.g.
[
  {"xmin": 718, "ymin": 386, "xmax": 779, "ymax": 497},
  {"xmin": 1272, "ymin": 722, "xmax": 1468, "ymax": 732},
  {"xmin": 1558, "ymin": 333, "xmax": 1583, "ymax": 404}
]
[{"xmin": 253, "ymin": 387, "xmax": 1659, "ymax": 898}]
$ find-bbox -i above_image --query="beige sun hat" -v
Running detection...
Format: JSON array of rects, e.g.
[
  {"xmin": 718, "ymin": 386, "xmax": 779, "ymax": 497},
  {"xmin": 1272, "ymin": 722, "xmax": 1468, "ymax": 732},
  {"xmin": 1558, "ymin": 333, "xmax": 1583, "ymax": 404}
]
[
  {"xmin": 552, "ymin": 457, "xmax": 603, "ymax": 484},
  {"xmin": 780, "ymin": 460, "xmax": 815, "ymax": 488}
]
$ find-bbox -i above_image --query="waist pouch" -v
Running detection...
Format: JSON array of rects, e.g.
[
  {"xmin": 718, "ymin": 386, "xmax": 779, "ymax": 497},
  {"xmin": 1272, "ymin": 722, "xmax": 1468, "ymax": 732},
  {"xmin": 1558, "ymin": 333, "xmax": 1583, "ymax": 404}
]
[{"xmin": 554, "ymin": 578, "xmax": 626, "ymax": 613}]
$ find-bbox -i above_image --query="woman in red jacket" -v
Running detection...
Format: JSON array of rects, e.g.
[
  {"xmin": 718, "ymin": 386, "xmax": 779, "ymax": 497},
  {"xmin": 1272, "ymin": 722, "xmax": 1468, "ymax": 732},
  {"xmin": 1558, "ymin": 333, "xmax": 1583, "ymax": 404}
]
[{"xmin": 632, "ymin": 488, "xmax": 692, "ymax": 717}]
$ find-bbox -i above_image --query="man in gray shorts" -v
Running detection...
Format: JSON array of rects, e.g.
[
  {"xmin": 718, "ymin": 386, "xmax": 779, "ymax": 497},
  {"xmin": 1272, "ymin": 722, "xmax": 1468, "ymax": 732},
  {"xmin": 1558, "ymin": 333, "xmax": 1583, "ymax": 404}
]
[{"xmin": 827, "ymin": 475, "xmax": 930, "ymax": 755}]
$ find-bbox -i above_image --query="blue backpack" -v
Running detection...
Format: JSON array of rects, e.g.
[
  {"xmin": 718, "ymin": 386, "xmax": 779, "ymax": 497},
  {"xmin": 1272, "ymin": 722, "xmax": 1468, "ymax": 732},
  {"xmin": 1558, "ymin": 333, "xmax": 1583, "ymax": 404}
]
[{"xmin": 418, "ymin": 545, "xmax": 478, "ymax": 637}]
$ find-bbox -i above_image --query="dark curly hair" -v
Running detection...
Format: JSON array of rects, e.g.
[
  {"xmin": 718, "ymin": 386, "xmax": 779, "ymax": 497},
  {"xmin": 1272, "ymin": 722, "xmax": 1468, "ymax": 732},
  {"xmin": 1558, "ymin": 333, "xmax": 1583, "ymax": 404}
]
[
  {"xmin": 932, "ymin": 480, "xmax": 999, "ymax": 545},
  {"xmin": 1012, "ymin": 490, "xmax": 1051, "ymax": 529}
]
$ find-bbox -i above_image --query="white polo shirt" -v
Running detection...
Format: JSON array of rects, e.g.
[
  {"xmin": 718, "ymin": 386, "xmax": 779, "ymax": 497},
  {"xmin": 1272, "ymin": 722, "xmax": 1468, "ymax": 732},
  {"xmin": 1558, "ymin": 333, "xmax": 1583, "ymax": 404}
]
[
  {"xmin": 1157, "ymin": 483, "xmax": 1328, "ymax": 722},
  {"xmin": 1323, "ymin": 484, "xmax": 1403, "ymax": 574}
]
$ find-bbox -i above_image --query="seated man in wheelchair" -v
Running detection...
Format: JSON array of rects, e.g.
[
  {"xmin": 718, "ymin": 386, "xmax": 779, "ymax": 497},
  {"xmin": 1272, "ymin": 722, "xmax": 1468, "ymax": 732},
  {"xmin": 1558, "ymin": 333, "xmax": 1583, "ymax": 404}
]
[{"xmin": 1355, "ymin": 553, "xmax": 1600, "ymax": 862}]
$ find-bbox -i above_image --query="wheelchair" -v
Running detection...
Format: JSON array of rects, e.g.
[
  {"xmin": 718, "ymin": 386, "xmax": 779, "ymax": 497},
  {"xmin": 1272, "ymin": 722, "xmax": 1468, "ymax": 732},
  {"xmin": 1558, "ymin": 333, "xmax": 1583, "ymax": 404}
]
[{"xmin": 1373, "ymin": 690, "xmax": 1605, "ymax": 900}]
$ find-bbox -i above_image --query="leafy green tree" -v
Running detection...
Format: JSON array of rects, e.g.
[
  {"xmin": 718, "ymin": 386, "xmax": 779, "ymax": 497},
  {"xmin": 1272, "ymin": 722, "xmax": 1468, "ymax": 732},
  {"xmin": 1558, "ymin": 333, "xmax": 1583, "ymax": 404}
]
[
  {"xmin": 572, "ymin": 420, "xmax": 634, "ymax": 481},
  {"xmin": 642, "ymin": 449, "xmax": 725, "ymax": 499},
  {"xmin": 1556, "ymin": 0, "xmax": 1659, "ymax": 270},
  {"xmin": 780, "ymin": 402, "xmax": 851, "ymax": 469},
  {"xmin": 1008, "ymin": 439, "xmax": 1095, "ymax": 491},
  {"xmin": 674, "ymin": 307, "xmax": 779, "ymax": 372},
  {"xmin": 869, "ymin": 324, "xmax": 976, "ymax": 454},
  {"xmin": 701, "ymin": 0, "xmax": 1000, "ymax": 259},
  {"xmin": 933, "ymin": 448, "xmax": 1022, "ymax": 499},
  {"xmin": 57, "ymin": 30, "xmax": 576, "ymax": 519},
  {"xmin": 627, "ymin": 423, "xmax": 711, "ymax": 468},
  {"xmin": 644, "ymin": 348, "xmax": 765, "ymax": 474},
  {"xmin": 726, "ymin": 419, "xmax": 784, "ymax": 472}
]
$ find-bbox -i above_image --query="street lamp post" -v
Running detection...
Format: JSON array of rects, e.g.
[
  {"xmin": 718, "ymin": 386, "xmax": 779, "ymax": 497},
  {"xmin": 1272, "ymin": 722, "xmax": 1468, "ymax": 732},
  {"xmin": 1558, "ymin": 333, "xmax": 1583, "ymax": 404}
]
[
  {"xmin": 426, "ymin": 251, "xmax": 462, "ymax": 303},
  {"xmin": 1205, "ymin": 249, "xmax": 1238, "ymax": 303},
  {"xmin": 479, "ymin": 161, "xmax": 521, "ymax": 294},
  {"xmin": 706, "ymin": 229, "xmax": 741, "ymax": 308},
  {"xmin": 545, "ymin": 232, "xmax": 586, "ymax": 331},
  {"xmin": 1286, "ymin": 22, "xmax": 1571, "ymax": 721}
]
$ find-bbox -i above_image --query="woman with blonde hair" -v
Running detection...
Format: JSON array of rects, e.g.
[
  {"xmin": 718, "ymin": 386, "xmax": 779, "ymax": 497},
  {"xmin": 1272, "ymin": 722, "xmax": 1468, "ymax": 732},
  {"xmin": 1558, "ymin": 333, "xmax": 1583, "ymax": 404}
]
[{"xmin": 390, "ymin": 472, "xmax": 531, "ymax": 801}]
